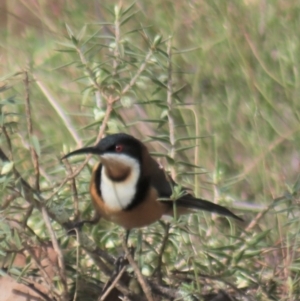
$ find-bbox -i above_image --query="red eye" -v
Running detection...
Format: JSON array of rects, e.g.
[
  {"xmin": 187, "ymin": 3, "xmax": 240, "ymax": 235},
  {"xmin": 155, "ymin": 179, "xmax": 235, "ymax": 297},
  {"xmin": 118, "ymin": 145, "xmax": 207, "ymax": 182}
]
[{"xmin": 115, "ymin": 144, "xmax": 123, "ymax": 152}]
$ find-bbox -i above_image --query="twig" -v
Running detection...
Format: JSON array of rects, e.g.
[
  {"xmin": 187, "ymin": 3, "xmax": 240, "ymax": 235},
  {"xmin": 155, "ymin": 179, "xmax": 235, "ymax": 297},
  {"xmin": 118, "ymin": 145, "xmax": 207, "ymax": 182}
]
[
  {"xmin": 73, "ymin": 228, "xmax": 80, "ymax": 301},
  {"xmin": 148, "ymin": 282, "xmax": 179, "ymax": 300},
  {"xmin": 24, "ymin": 71, "xmax": 40, "ymax": 191},
  {"xmin": 17, "ymin": 132, "xmax": 52, "ymax": 183},
  {"xmin": 122, "ymin": 237, "xmax": 154, "ymax": 301},
  {"xmin": 64, "ymin": 159, "xmax": 80, "ymax": 220},
  {"xmin": 113, "ymin": 6, "xmax": 121, "ymax": 76},
  {"xmin": 95, "ymin": 97, "xmax": 114, "ymax": 144},
  {"xmin": 22, "ymin": 204, "xmax": 34, "ymax": 227},
  {"xmin": 23, "ymin": 242, "xmax": 59, "ymax": 299},
  {"xmin": 92, "ymin": 246, "xmax": 116, "ymax": 266},
  {"xmin": 24, "ymin": 283, "xmax": 54, "ymax": 301},
  {"xmin": 86, "ymin": 249, "xmax": 137, "ymax": 299},
  {"xmin": 33, "ymin": 76, "xmax": 82, "ymax": 146},
  {"xmin": 116, "ymin": 49, "xmax": 153, "ymax": 100},
  {"xmin": 41, "ymin": 206, "xmax": 69, "ymax": 301},
  {"xmin": 243, "ymin": 31, "xmax": 284, "ymax": 88},
  {"xmin": 99, "ymin": 265, "xmax": 127, "ymax": 301},
  {"xmin": 166, "ymin": 37, "xmax": 176, "ymax": 180},
  {"xmin": 46, "ymin": 155, "xmax": 91, "ymax": 201},
  {"xmin": 154, "ymin": 222, "xmax": 170, "ymax": 284},
  {"xmin": 0, "ymin": 192, "xmax": 20, "ymax": 210},
  {"xmin": 2, "ymin": 126, "xmax": 13, "ymax": 159},
  {"xmin": 243, "ymin": 195, "xmax": 286, "ymax": 234}
]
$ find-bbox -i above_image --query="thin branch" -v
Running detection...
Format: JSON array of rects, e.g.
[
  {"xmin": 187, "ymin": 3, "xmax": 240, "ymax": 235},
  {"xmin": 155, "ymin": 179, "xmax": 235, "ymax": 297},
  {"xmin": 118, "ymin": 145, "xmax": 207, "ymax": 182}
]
[
  {"xmin": 154, "ymin": 222, "xmax": 170, "ymax": 284},
  {"xmin": 113, "ymin": 6, "xmax": 121, "ymax": 76},
  {"xmin": 64, "ymin": 159, "xmax": 80, "ymax": 221},
  {"xmin": 23, "ymin": 242, "xmax": 59, "ymax": 299},
  {"xmin": 243, "ymin": 195, "xmax": 286, "ymax": 234},
  {"xmin": 166, "ymin": 37, "xmax": 176, "ymax": 180},
  {"xmin": 92, "ymin": 246, "xmax": 116, "ymax": 266},
  {"xmin": 85, "ymin": 249, "xmax": 137, "ymax": 299},
  {"xmin": 72, "ymin": 228, "xmax": 80, "ymax": 301},
  {"xmin": 41, "ymin": 206, "xmax": 69, "ymax": 301},
  {"xmin": 22, "ymin": 283, "xmax": 54, "ymax": 301},
  {"xmin": 116, "ymin": 49, "xmax": 153, "ymax": 100},
  {"xmin": 148, "ymin": 282, "xmax": 179, "ymax": 300},
  {"xmin": 22, "ymin": 204, "xmax": 34, "ymax": 227},
  {"xmin": 17, "ymin": 132, "xmax": 52, "ymax": 183},
  {"xmin": 0, "ymin": 192, "xmax": 20, "ymax": 210},
  {"xmin": 243, "ymin": 31, "xmax": 284, "ymax": 88},
  {"xmin": 2, "ymin": 126, "xmax": 13, "ymax": 160},
  {"xmin": 95, "ymin": 97, "xmax": 114, "ymax": 145},
  {"xmin": 122, "ymin": 238, "xmax": 154, "ymax": 301},
  {"xmin": 99, "ymin": 265, "xmax": 127, "ymax": 301},
  {"xmin": 24, "ymin": 71, "xmax": 40, "ymax": 191},
  {"xmin": 33, "ymin": 75, "xmax": 82, "ymax": 146}
]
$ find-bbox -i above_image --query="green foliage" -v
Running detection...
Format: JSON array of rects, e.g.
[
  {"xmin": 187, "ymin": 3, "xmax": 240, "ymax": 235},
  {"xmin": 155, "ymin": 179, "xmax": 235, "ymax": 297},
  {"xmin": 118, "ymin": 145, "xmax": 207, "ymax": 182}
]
[{"xmin": 1, "ymin": 1, "xmax": 300, "ymax": 300}]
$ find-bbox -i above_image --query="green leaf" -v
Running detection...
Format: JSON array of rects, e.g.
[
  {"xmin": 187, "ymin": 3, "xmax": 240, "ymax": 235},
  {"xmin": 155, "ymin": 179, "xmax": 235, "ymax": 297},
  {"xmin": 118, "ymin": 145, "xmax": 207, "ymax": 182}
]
[
  {"xmin": 55, "ymin": 41, "xmax": 77, "ymax": 48},
  {"xmin": 173, "ymin": 45, "xmax": 203, "ymax": 54},
  {"xmin": 150, "ymin": 77, "xmax": 168, "ymax": 89},
  {"xmin": 71, "ymin": 35, "xmax": 78, "ymax": 46},
  {"xmin": 1, "ymin": 162, "xmax": 14, "ymax": 175},
  {"xmin": 120, "ymin": 11, "xmax": 139, "ymax": 26},
  {"xmin": 82, "ymin": 28, "xmax": 102, "ymax": 46},
  {"xmin": 124, "ymin": 25, "xmax": 153, "ymax": 36},
  {"xmin": 175, "ymin": 145, "xmax": 197, "ymax": 152},
  {"xmin": 156, "ymin": 48, "xmax": 168, "ymax": 58},
  {"xmin": 122, "ymin": 2, "xmax": 136, "ymax": 16},
  {"xmin": 146, "ymin": 135, "xmax": 170, "ymax": 143},
  {"xmin": 65, "ymin": 23, "xmax": 75, "ymax": 39},
  {"xmin": 177, "ymin": 171, "xmax": 207, "ymax": 176},
  {"xmin": 51, "ymin": 61, "xmax": 76, "ymax": 71},
  {"xmin": 246, "ymin": 230, "xmax": 271, "ymax": 246},
  {"xmin": 172, "ymin": 84, "xmax": 188, "ymax": 97},
  {"xmin": 149, "ymin": 152, "xmax": 168, "ymax": 157},
  {"xmin": 177, "ymin": 161, "xmax": 202, "ymax": 169},
  {"xmin": 176, "ymin": 135, "xmax": 211, "ymax": 142},
  {"xmin": 0, "ymin": 71, "xmax": 23, "ymax": 81},
  {"xmin": 77, "ymin": 25, "xmax": 87, "ymax": 42},
  {"xmin": 55, "ymin": 48, "xmax": 77, "ymax": 53},
  {"xmin": 139, "ymin": 119, "xmax": 164, "ymax": 123},
  {"xmin": 153, "ymin": 35, "xmax": 163, "ymax": 47}
]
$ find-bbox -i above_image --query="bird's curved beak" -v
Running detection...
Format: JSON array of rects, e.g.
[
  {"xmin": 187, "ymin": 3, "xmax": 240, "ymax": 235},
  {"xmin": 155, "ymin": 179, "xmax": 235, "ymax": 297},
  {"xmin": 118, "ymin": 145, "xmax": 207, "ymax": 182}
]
[{"xmin": 61, "ymin": 146, "xmax": 102, "ymax": 160}]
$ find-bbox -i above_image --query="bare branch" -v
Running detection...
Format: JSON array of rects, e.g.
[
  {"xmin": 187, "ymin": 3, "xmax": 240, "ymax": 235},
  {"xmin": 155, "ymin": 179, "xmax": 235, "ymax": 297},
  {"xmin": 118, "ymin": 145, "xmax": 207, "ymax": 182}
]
[
  {"xmin": 122, "ymin": 238, "xmax": 154, "ymax": 301},
  {"xmin": 64, "ymin": 159, "xmax": 80, "ymax": 221},
  {"xmin": 24, "ymin": 71, "xmax": 40, "ymax": 191},
  {"xmin": 41, "ymin": 206, "xmax": 69, "ymax": 301},
  {"xmin": 166, "ymin": 37, "xmax": 176, "ymax": 180},
  {"xmin": 99, "ymin": 265, "xmax": 127, "ymax": 301}
]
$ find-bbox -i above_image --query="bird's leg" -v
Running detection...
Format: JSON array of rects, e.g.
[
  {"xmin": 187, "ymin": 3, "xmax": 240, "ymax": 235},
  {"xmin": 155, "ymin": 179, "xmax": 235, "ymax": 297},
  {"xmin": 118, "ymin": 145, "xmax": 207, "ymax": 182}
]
[
  {"xmin": 112, "ymin": 230, "xmax": 134, "ymax": 270},
  {"xmin": 101, "ymin": 255, "xmax": 129, "ymax": 295},
  {"xmin": 125, "ymin": 229, "xmax": 131, "ymax": 245}
]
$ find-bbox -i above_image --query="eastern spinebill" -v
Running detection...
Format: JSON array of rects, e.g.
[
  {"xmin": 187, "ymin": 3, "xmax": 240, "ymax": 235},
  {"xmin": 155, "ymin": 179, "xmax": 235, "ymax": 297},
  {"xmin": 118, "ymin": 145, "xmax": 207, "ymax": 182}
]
[{"xmin": 62, "ymin": 133, "xmax": 242, "ymax": 229}]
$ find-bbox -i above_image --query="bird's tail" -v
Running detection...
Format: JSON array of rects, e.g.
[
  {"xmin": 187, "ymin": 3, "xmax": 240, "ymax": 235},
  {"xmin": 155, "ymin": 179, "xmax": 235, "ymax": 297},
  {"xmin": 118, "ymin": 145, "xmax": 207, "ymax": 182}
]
[{"xmin": 176, "ymin": 196, "xmax": 243, "ymax": 221}]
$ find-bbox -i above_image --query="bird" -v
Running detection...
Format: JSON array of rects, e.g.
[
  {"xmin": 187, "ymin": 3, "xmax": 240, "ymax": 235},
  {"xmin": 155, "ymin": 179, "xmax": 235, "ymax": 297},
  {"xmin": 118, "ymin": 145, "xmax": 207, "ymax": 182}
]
[{"xmin": 62, "ymin": 133, "xmax": 242, "ymax": 230}]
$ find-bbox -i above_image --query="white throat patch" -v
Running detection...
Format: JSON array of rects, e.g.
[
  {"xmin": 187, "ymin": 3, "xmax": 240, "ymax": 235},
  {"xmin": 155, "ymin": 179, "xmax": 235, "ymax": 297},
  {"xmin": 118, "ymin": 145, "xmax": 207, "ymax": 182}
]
[{"xmin": 100, "ymin": 154, "xmax": 140, "ymax": 210}]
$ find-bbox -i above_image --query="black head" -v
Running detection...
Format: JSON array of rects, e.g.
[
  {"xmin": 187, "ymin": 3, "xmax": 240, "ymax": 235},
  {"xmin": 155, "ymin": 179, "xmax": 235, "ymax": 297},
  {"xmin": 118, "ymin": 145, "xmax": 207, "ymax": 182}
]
[{"xmin": 62, "ymin": 133, "xmax": 144, "ymax": 162}]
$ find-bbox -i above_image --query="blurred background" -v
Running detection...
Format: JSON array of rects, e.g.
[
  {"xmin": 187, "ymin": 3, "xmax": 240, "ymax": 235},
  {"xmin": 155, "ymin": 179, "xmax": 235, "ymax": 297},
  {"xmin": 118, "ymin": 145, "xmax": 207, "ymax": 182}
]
[{"xmin": 1, "ymin": 1, "xmax": 300, "ymax": 300}]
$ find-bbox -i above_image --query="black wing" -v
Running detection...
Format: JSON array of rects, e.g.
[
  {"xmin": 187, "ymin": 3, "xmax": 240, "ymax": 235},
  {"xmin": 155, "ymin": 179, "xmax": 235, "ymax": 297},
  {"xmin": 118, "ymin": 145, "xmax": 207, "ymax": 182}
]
[{"xmin": 149, "ymin": 158, "xmax": 242, "ymax": 221}]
